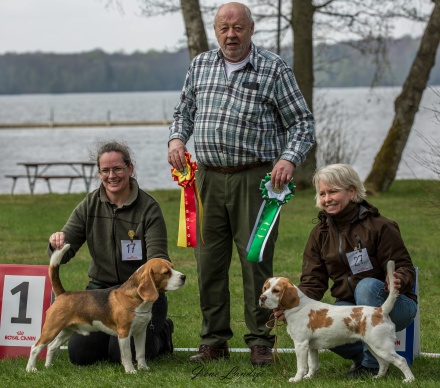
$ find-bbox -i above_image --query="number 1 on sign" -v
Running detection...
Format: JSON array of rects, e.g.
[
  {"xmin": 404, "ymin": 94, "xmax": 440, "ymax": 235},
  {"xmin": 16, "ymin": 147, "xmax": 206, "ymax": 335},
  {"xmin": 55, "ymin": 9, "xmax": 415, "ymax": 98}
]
[{"xmin": 10, "ymin": 282, "xmax": 32, "ymax": 324}]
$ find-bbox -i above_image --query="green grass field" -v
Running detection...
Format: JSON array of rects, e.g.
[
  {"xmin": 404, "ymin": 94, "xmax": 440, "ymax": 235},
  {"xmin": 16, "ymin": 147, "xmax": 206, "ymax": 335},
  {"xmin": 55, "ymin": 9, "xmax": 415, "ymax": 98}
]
[{"xmin": 0, "ymin": 180, "xmax": 439, "ymax": 387}]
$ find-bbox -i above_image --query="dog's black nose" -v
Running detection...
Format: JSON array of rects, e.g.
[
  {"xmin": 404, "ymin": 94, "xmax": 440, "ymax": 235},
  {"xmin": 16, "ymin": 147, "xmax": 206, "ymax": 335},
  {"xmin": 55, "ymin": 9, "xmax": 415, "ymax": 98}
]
[{"xmin": 181, "ymin": 274, "xmax": 186, "ymax": 283}]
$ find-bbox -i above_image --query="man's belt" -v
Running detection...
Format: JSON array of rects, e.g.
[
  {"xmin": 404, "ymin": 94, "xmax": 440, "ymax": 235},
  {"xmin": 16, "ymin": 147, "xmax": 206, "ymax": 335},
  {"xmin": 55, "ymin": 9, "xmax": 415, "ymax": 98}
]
[{"xmin": 201, "ymin": 161, "xmax": 271, "ymax": 174}]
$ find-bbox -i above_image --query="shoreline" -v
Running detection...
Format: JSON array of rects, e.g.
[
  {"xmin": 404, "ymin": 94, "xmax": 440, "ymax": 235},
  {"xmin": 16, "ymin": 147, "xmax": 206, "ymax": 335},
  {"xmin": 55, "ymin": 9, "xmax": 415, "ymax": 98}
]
[{"xmin": 0, "ymin": 120, "xmax": 172, "ymax": 129}]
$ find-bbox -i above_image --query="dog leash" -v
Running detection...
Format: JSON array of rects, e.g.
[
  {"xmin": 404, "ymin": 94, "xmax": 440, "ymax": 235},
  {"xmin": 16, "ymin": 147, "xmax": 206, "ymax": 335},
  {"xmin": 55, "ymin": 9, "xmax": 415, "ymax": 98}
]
[{"xmin": 266, "ymin": 312, "xmax": 292, "ymax": 378}]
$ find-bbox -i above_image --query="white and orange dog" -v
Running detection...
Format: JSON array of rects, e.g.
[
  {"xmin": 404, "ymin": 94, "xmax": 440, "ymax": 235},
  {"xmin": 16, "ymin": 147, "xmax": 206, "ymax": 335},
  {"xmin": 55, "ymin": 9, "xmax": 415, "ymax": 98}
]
[
  {"xmin": 259, "ymin": 261, "xmax": 414, "ymax": 383},
  {"xmin": 26, "ymin": 244, "xmax": 186, "ymax": 374}
]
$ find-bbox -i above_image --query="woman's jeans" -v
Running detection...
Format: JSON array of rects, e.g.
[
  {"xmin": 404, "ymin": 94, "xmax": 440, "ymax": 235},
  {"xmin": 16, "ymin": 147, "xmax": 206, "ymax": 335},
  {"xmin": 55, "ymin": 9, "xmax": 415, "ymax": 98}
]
[{"xmin": 331, "ymin": 278, "xmax": 418, "ymax": 368}]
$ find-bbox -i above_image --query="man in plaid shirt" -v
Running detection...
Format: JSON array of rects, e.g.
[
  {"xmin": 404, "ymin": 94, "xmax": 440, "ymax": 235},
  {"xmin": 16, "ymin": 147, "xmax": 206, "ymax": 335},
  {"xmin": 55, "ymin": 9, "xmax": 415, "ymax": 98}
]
[{"xmin": 168, "ymin": 1, "xmax": 315, "ymax": 366}]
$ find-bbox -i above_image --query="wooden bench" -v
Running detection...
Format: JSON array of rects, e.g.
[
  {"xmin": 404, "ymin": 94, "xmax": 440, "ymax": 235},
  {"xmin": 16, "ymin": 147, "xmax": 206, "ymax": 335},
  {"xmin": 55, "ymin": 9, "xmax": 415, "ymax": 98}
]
[{"xmin": 5, "ymin": 174, "xmax": 84, "ymax": 194}]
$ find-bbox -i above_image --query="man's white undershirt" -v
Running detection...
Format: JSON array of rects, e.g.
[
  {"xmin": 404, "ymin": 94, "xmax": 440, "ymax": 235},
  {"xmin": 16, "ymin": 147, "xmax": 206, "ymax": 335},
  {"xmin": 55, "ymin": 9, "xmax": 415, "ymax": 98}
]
[{"xmin": 224, "ymin": 54, "xmax": 251, "ymax": 78}]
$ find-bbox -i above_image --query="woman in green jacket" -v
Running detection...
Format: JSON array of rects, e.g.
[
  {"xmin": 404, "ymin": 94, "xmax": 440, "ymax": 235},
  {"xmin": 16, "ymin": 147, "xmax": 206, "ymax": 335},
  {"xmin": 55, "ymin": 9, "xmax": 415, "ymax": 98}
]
[{"xmin": 48, "ymin": 140, "xmax": 173, "ymax": 365}]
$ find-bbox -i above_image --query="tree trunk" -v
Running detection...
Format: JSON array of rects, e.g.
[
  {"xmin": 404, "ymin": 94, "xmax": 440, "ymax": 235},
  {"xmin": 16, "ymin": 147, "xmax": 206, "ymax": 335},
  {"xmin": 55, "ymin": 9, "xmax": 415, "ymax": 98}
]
[
  {"xmin": 290, "ymin": 0, "xmax": 317, "ymax": 189},
  {"xmin": 180, "ymin": 0, "xmax": 209, "ymax": 59},
  {"xmin": 364, "ymin": 1, "xmax": 440, "ymax": 193},
  {"xmin": 291, "ymin": 0, "xmax": 314, "ymax": 111}
]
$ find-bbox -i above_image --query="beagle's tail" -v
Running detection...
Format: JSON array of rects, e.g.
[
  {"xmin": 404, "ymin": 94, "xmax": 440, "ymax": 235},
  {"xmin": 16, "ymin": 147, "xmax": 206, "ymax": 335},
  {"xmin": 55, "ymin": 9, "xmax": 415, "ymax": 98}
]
[
  {"xmin": 49, "ymin": 243, "xmax": 70, "ymax": 297},
  {"xmin": 381, "ymin": 260, "xmax": 397, "ymax": 316}
]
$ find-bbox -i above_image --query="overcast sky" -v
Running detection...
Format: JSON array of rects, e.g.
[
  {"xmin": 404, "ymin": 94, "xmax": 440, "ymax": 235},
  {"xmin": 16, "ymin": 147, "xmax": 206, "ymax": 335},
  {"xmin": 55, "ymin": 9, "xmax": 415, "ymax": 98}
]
[{"xmin": 0, "ymin": 0, "xmax": 431, "ymax": 55}]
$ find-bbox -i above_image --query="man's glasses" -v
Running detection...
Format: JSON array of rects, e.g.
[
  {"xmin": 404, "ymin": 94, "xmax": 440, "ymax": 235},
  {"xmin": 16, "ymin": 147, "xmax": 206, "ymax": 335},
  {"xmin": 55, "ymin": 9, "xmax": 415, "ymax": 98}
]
[{"xmin": 98, "ymin": 165, "xmax": 128, "ymax": 177}]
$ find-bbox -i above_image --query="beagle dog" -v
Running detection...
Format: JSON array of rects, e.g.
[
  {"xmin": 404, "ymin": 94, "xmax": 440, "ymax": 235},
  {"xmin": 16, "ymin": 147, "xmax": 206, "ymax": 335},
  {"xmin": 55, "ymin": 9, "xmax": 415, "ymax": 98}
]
[
  {"xmin": 26, "ymin": 244, "xmax": 186, "ymax": 374},
  {"xmin": 259, "ymin": 261, "xmax": 414, "ymax": 383}
]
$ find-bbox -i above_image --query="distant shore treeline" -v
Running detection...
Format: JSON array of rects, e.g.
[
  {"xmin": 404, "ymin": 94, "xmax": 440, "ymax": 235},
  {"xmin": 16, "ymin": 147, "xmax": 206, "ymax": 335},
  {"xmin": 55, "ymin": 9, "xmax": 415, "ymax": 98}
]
[{"xmin": 0, "ymin": 36, "xmax": 439, "ymax": 95}]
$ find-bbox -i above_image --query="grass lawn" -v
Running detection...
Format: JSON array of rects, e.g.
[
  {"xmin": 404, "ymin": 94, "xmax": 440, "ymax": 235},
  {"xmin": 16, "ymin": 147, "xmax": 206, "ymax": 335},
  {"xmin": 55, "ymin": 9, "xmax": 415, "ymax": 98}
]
[{"xmin": 0, "ymin": 180, "xmax": 439, "ymax": 387}]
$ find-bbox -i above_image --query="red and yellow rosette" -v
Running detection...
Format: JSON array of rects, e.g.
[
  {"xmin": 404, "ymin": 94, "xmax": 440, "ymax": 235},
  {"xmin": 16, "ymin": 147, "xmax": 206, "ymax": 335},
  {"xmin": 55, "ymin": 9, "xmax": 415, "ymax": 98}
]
[{"xmin": 171, "ymin": 152, "xmax": 203, "ymax": 247}]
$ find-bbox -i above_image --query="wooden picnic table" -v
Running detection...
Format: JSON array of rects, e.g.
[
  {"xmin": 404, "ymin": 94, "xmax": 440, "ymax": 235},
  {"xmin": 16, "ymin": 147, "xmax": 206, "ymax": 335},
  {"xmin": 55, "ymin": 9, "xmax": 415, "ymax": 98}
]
[{"xmin": 5, "ymin": 161, "xmax": 96, "ymax": 194}]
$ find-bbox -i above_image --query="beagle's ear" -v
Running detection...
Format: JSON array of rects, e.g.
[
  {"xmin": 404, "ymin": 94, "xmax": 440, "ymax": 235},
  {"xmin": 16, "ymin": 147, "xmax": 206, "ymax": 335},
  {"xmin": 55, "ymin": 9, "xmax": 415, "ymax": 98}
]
[
  {"xmin": 280, "ymin": 281, "xmax": 300, "ymax": 310},
  {"xmin": 137, "ymin": 268, "xmax": 159, "ymax": 302}
]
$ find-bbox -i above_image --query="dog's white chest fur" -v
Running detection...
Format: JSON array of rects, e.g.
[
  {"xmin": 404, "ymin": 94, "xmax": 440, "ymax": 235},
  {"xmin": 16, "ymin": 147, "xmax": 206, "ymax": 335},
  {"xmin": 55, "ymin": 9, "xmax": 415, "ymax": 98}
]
[{"xmin": 129, "ymin": 306, "xmax": 153, "ymax": 335}]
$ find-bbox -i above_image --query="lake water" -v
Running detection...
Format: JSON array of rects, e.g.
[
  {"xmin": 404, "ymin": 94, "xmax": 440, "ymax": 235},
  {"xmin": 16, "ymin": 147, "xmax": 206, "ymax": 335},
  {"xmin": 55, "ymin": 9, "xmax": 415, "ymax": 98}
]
[{"xmin": 0, "ymin": 87, "xmax": 438, "ymax": 195}]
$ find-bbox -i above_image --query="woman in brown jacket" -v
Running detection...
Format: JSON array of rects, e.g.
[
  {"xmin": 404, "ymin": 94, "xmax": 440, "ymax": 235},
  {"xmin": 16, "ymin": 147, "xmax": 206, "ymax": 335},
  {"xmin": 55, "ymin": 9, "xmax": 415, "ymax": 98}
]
[{"xmin": 297, "ymin": 164, "xmax": 417, "ymax": 377}]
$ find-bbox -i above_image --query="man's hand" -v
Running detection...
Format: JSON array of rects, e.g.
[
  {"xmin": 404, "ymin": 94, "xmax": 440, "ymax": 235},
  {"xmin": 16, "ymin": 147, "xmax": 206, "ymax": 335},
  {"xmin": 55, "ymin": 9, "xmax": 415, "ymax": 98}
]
[
  {"xmin": 270, "ymin": 160, "xmax": 295, "ymax": 190},
  {"xmin": 168, "ymin": 139, "xmax": 188, "ymax": 172}
]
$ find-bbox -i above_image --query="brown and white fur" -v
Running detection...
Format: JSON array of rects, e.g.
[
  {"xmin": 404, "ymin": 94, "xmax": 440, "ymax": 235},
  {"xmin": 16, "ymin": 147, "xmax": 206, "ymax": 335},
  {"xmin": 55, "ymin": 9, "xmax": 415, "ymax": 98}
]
[
  {"xmin": 26, "ymin": 244, "xmax": 186, "ymax": 374},
  {"xmin": 259, "ymin": 261, "xmax": 414, "ymax": 383}
]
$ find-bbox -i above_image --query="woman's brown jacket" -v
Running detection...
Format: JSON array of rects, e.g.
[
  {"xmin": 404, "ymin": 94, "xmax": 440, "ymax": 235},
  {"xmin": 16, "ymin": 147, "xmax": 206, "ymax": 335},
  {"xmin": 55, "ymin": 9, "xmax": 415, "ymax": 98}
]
[{"xmin": 298, "ymin": 200, "xmax": 417, "ymax": 303}]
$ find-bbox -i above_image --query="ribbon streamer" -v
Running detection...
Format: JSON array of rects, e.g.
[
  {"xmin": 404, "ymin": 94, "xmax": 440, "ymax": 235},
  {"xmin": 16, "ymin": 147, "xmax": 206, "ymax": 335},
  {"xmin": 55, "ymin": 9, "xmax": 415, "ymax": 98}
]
[
  {"xmin": 171, "ymin": 152, "xmax": 203, "ymax": 247},
  {"xmin": 246, "ymin": 174, "xmax": 295, "ymax": 263}
]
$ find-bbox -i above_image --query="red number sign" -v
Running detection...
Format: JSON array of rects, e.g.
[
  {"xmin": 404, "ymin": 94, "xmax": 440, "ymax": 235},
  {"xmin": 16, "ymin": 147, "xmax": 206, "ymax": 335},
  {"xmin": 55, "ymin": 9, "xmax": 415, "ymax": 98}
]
[{"xmin": 0, "ymin": 265, "xmax": 52, "ymax": 358}]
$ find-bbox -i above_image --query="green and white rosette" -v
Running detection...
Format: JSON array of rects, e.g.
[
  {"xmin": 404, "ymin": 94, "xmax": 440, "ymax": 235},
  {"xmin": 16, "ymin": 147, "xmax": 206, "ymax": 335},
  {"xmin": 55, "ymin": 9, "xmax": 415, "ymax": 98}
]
[{"xmin": 246, "ymin": 174, "xmax": 295, "ymax": 263}]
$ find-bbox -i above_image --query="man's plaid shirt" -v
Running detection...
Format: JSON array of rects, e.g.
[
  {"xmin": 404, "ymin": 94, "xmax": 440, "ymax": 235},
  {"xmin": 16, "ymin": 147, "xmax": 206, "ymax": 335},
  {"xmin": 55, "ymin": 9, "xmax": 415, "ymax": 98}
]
[{"xmin": 169, "ymin": 43, "xmax": 315, "ymax": 167}]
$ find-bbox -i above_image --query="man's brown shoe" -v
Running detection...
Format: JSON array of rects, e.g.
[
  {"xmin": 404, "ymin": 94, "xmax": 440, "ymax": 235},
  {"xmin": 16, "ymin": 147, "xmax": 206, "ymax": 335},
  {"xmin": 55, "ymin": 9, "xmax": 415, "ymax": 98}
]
[
  {"xmin": 250, "ymin": 345, "xmax": 273, "ymax": 366},
  {"xmin": 188, "ymin": 344, "xmax": 230, "ymax": 362}
]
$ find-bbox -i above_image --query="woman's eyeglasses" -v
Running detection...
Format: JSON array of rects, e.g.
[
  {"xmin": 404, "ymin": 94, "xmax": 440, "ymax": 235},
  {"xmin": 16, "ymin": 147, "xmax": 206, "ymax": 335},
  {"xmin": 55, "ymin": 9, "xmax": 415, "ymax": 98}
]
[{"xmin": 98, "ymin": 165, "xmax": 128, "ymax": 177}]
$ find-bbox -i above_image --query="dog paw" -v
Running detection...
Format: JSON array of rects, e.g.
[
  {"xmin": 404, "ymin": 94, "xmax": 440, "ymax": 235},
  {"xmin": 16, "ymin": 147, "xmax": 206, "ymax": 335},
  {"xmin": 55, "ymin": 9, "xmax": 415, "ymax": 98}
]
[
  {"xmin": 138, "ymin": 365, "xmax": 150, "ymax": 371},
  {"xmin": 403, "ymin": 377, "xmax": 415, "ymax": 383},
  {"xmin": 288, "ymin": 376, "xmax": 302, "ymax": 383},
  {"xmin": 26, "ymin": 367, "xmax": 38, "ymax": 373},
  {"xmin": 125, "ymin": 369, "xmax": 137, "ymax": 374}
]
